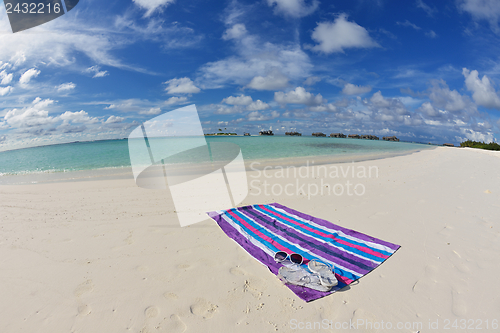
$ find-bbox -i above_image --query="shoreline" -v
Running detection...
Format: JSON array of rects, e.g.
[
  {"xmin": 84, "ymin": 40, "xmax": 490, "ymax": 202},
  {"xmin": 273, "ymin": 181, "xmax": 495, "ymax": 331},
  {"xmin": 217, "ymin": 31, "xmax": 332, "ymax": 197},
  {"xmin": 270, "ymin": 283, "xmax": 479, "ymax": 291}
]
[{"xmin": 0, "ymin": 146, "xmax": 433, "ymax": 185}]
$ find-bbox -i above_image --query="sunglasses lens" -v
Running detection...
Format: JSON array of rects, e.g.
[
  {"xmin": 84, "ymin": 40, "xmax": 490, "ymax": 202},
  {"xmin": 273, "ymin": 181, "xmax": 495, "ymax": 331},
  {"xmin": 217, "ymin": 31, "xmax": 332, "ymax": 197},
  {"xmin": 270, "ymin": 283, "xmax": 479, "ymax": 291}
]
[
  {"xmin": 274, "ymin": 251, "xmax": 287, "ymax": 262},
  {"xmin": 290, "ymin": 253, "xmax": 303, "ymax": 264}
]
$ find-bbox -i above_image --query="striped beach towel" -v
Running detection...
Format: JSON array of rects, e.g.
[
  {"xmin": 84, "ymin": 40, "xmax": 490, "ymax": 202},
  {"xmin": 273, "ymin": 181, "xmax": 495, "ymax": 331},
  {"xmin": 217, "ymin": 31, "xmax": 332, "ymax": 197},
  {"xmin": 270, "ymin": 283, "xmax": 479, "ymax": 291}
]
[{"xmin": 207, "ymin": 203, "xmax": 400, "ymax": 302}]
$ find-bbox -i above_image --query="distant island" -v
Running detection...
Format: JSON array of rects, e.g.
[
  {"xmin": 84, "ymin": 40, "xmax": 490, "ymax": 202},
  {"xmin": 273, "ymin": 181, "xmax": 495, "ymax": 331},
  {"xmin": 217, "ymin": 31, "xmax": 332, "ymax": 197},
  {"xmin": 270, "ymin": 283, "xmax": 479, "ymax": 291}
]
[
  {"xmin": 460, "ymin": 140, "xmax": 500, "ymax": 151},
  {"xmin": 205, "ymin": 132, "xmax": 237, "ymax": 136},
  {"xmin": 205, "ymin": 128, "xmax": 237, "ymax": 136}
]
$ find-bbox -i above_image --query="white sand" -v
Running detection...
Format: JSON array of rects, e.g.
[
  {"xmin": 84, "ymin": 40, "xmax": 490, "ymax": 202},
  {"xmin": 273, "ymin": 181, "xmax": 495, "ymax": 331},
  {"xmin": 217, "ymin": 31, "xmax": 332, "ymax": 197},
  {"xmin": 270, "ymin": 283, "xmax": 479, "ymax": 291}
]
[{"xmin": 1, "ymin": 147, "xmax": 499, "ymax": 332}]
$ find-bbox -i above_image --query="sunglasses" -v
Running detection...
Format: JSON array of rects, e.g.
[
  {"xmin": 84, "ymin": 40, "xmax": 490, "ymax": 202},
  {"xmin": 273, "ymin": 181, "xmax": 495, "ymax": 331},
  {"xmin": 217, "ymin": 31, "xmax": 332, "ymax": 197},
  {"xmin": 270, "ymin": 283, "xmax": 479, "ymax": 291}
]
[{"xmin": 274, "ymin": 251, "xmax": 304, "ymax": 265}]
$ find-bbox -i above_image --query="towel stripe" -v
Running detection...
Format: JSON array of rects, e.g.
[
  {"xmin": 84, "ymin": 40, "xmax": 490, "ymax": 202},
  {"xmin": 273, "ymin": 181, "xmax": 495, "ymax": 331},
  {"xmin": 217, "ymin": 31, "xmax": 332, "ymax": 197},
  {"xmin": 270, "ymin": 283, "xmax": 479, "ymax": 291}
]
[{"xmin": 255, "ymin": 205, "xmax": 389, "ymax": 262}]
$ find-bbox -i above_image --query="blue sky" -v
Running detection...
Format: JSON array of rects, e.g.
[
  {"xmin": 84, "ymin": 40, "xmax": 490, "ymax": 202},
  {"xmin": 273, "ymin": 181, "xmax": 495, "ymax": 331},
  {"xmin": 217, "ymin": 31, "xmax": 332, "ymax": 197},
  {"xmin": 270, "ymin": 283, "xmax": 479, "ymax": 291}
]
[{"xmin": 1, "ymin": 0, "xmax": 500, "ymax": 150}]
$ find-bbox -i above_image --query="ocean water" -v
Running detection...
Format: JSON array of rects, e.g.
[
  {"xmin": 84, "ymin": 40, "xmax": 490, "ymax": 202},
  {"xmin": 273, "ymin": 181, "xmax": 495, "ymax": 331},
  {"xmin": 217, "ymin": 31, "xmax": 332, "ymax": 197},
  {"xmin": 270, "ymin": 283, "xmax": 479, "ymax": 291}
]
[{"xmin": 0, "ymin": 136, "xmax": 432, "ymax": 183}]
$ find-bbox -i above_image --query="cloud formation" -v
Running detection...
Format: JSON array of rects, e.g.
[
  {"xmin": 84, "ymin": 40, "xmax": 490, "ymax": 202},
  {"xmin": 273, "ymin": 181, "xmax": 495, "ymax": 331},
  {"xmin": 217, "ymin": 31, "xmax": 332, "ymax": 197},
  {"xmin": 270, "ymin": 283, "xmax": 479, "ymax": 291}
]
[
  {"xmin": 462, "ymin": 68, "xmax": 500, "ymax": 109},
  {"xmin": 133, "ymin": 0, "xmax": 176, "ymax": 17},
  {"xmin": 222, "ymin": 94, "xmax": 253, "ymax": 105},
  {"xmin": 247, "ymin": 70, "xmax": 290, "ymax": 90},
  {"xmin": 86, "ymin": 66, "xmax": 109, "ymax": 78},
  {"xmin": 274, "ymin": 87, "xmax": 325, "ymax": 106},
  {"xmin": 0, "ymin": 71, "xmax": 13, "ymax": 85},
  {"xmin": 57, "ymin": 83, "xmax": 76, "ymax": 92},
  {"xmin": 458, "ymin": 0, "xmax": 500, "ymax": 33},
  {"xmin": 342, "ymin": 83, "xmax": 372, "ymax": 95},
  {"xmin": 19, "ymin": 68, "xmax": 40, "ymax": 85},
  {"xmin": 309, "ymin": 14, "xmax": 380, "ymax": 53},
  {"xmin": 164, "ymin": 77, "xmax": 201, "ymax": 94},
  {"xmin": 3, "ymin": 98, "xmax": 56, "ymax": 128},
  {"xmin": 105, "ymin": 115, "xmax": 125, "ymax": 124},
  {"xmin": 0, "ymin": 86, "xmax": 13, "ymax": 96},
  {"xmin": 222, "ymin": 24, "xmax": 247, "ymax": 40},
  {"xmin": 266, "ymin": 0, "xmax": 319, "ymax": 18}
]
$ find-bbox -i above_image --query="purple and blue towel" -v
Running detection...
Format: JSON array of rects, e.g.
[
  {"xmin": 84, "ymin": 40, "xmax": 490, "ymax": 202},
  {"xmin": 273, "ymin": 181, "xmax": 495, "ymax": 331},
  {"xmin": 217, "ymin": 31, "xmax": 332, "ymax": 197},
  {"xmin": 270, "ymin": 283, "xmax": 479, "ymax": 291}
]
[{"xmin": 207, "ymin": 203, "xmax": 400, "ymax": 302}]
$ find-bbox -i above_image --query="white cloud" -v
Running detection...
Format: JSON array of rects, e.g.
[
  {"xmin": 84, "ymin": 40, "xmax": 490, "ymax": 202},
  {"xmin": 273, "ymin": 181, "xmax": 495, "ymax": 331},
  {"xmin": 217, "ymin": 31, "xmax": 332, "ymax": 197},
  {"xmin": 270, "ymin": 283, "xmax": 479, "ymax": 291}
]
[
  {"xmin": 396, "ymin": 20, "xmax": 421, "ymax": 30},
  {"xmin": 458, "ymin": 0, "xmax": 500, "ymax": 33},
  {"xmin": 416, "ymin": 0, "xmax": 437, "ymax": 16},
  {"xmin": 459, "ymin": 127, "xmax": 495, "ymax": 143},
  {"xmin": 247, "ymin": 110, "xmax": 280, "ymax": 121},
  {"xmin": 164, "ymin": 96, "xmax": 188, "ymax": 105},
  {"xmin": 366, "ymin": 91, "xmax": 418, "ymax": 124},
  {"xmin": 308, "ymin": 103, "xmax": 337, "ymax": 112},
  {"xmin": 266, "ymin": 0, "xmax": 319, "ymax": 18},
  {"xmin": 214, "ymin": 105, "xmax": 243, "ymax": 115},
  {"xmin": 462, "ymin": 68, "xmax": 500, "ymax": 109},
  {"xmin": 164, "ymin": 77, "xmax": 201, "ymax": 94},
  {"xmin": 428, "ymin": 79, "xmax": 473, "ymax": 112},
  {"xmin": 426, "ymin": 30, "xmax": 438, "ymax": 38},
  {"xmin": 309, "ymin": 14, "xmax": 380, "ymax": 53},
  {"xmin": 0, "ymin": 86, "xmax": 13, "ymax": 96},
  {"xmin": 105, "ymin": 116, "xmax": 125, "ymax": 124},
  {"xmin": 222, "ymin": 94, "xmax": 253, "ymax": 105},
  {"xmin": 31, "ymin": 97, "xmax": 55, "ymax": 109},
  {"xmin": 139, "ymin": 108, "xmax": 162, "ymax": 115},
  {"xmin": 247, "ymin": 100, "xmax": 270, "ymax": 111},
  {"xmin": 0, "ymin": 71, "xmax": 13, "ymax": 85},
  {"xmin": 59, "ymin": 110, "xmax": 99, "ymax": 124},
  {"xmin": 86, "ymin": 66, "xmax": 109, "ymax": 78},
  {"xmin": 417, "ymin": 101, "xmax": 439, "ymax": 117},
  {"xmin": 247, "ymin": 70, "xmax": 290, "ymax": 90},
  {"xmin": 275, "ymin": 87, "xmax": 325, "ymax": 106},
  {"xmin": 342, "ymin": 83, "xmax": 372, "ymax": 95},
  {"xmin": 98, "ymin": 97, "xmax": 187, "ymax": 114},
  {"xmin": 132, "ymin": 0, "xmax": 176, "ymax": 17},
  {"xmin": 200, "ymin": 8, "xmax": 312, "ymax": 88},
  {"xmin": 105, "ymin": 100, "xmax": 139, "ymax": 111},
  {"xmin": 0, "ymin": 62, "xmax": 9, "ymax": 71},
  {"xmin": 56, "ymin": 82, "xmax": 76, "ymax": 92},
  {"xmin": 0, "ymin": 15, "xmax": 133, "ymax": 71},
  {"xmin": 3, "ymin": 98, "xmax": 56, "ymax": 128},
  {"xmin": 19, "ymin": 68, "xmax": 40, "ymax": 85},
  {"xmin": 303, "ymin": 76, "xmax": 321, "ymax": 86},
  {"xmin": 10, "ymin": 53, "xmax": 26, "ymax": 68},
  {"xmin": 222, "ymin": 24, "xmax": 247, "ymax": 40}
]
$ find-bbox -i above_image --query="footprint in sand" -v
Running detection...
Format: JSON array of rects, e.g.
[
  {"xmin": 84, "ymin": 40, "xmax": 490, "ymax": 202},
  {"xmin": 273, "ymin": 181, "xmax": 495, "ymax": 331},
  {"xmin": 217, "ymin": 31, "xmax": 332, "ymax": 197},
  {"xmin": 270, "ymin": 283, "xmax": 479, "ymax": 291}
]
[
  {"xmin": 145, "ymin": 306, "xmax": 160, "ymax": 318},
  {"xmin": 190, "ymin": 298, "xmax": 218, "ymax": 319},
  {"xmin": 243, "ymin": 279, "xmax": 264, "ymax": 299},
  {"xmin": 163, "ymin": 292, "xmax": 178, "ymax": 300},
  {"xmin": 162, "ymin": 314, "xmax": 187, "ymax": 333},
  {"xmin": 74, "ymin": 280, "xmax": 94, "ymax": 297},
  {"xmin": 78, "ymin": 304, "xmax": 92, "ymax": 316},
  {"xmin": 142, "ymin": 307, "xmax": 186, "ymax": 333}
]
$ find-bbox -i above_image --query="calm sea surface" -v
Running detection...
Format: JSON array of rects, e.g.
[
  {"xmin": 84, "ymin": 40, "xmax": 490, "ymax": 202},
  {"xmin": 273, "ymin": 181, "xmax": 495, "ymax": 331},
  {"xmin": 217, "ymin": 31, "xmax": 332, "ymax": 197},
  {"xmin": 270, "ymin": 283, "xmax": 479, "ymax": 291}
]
[{"xmin": 0, "ymin": 136, "xmax": 433, "ymax": 183}]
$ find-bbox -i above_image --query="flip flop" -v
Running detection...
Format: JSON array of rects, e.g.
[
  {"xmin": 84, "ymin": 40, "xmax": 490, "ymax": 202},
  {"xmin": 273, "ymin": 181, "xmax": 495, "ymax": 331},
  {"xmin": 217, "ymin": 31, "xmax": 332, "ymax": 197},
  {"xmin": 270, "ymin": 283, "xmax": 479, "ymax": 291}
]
[
  {"xmin": 277, "ymin": 265, "xmax": 332, "ymax": 292},
  {"xmin": 307, "ymin": 259, "xmax": 338, "ymax": 288}
]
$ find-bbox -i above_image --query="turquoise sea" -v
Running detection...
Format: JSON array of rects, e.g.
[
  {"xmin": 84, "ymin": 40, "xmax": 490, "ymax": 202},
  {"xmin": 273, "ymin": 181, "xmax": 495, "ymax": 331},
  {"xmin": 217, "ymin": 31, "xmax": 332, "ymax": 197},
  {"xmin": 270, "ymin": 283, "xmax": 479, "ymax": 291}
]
[{"xmin": 0, "ymin": 136, "xmax": 433, "ymax": 184}]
